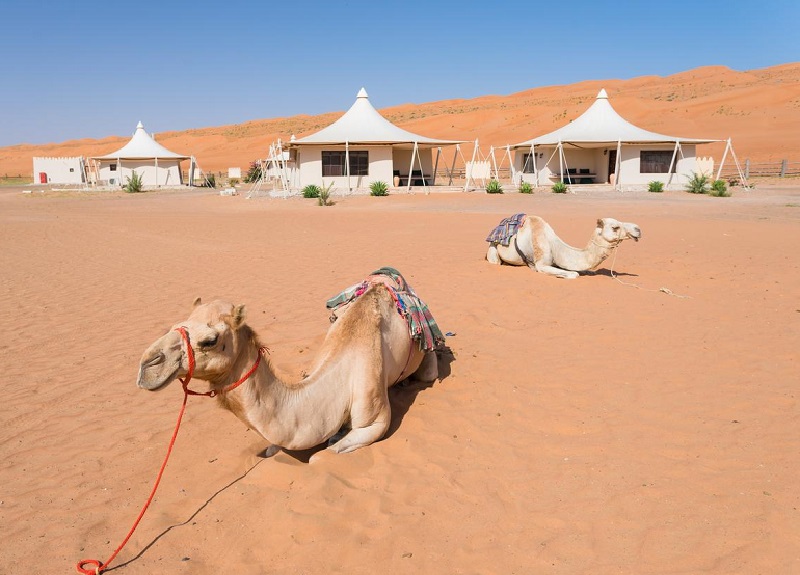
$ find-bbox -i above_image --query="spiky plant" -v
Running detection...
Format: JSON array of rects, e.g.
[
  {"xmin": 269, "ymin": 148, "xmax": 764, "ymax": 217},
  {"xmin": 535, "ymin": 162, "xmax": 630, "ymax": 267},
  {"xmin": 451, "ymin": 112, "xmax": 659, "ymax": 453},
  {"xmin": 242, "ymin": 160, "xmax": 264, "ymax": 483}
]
[
  {"xmin": 685, "ymin": 172, "xmax": 710, "ymax": 194},
  {"xmin": 369, "ymin": 181, "xmax": 389, "ymax": 196},
  {"xmin": 648, "ymin": 180, "xmax": 665, "ymax": 193},
  {"xmin": 124, "ymin": 170, "xmax": 144, "ymax": 193},
  {"xmin": 551, "ymin": 181, "xmax": 568, "ymax": 194},
  {"xmin": 486, "ymin": 179, "xmax": 504, "ymax": 194},
  {"xmin": 709, "ymin": 179, "xmax": 731, "ymax": 197},
  {"xmin": 518, "ymin": 181, "xmax": 533, "ymax": 194},
  {"xmin": 318, "ymin": 182, "xmax": 334, "ymax": 206}
]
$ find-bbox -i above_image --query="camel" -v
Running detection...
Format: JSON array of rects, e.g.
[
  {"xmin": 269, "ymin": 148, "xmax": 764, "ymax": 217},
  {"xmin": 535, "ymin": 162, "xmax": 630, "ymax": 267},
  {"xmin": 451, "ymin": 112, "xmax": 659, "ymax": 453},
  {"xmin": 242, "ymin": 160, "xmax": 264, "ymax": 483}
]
[
  {"xmin": 486, "ymin": 215, "xmax": 641, "ymax": 279},
  {"xmin": 136, "ymin": 281, "xmax": 440, "ymax": 457}
]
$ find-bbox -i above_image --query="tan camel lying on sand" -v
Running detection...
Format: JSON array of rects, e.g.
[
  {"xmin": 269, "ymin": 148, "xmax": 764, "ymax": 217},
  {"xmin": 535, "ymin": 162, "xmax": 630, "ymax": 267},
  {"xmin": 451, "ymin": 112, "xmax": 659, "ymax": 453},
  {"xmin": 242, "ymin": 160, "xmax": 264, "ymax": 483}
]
[
  {"xmin": 137, "ymin": 288, "xmax": 439, "ymax": 456},
  {"xmin": 486, "ymin": 215, "xmax": 642, "ymax": 279}
]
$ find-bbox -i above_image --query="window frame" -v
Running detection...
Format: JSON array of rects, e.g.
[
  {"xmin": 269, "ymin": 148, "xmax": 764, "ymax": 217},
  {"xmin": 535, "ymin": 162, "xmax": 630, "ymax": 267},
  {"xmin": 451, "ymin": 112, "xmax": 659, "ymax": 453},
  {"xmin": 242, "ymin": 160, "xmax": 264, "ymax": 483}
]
[
  {"xmin": 321, "ymin": 150, "xmax": 369, "ymax": 177},
  {"xmin": 640, "ymin": 150, "xmax": 676, "ymax": 174}
]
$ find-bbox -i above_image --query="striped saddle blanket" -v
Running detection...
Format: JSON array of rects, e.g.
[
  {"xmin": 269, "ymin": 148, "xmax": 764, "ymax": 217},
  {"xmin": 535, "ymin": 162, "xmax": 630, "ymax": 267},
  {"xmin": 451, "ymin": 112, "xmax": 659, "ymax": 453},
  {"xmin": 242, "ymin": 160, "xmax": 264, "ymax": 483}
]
[
  {"xmin": 326, "ymin": 266, "xmax": 445, "ymax": 352},
  {"xmin": 486, "ymin": 213, "xmax": 527, "ymax": 246}
]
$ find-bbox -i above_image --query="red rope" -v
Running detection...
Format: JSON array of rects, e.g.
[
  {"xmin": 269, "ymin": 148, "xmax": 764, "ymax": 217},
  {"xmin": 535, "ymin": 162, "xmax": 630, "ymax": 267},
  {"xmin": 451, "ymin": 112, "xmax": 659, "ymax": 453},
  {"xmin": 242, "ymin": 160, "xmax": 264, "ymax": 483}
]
[{"xmin": 76, "ymin": 327, "xmax": 261, "ymax": 574}]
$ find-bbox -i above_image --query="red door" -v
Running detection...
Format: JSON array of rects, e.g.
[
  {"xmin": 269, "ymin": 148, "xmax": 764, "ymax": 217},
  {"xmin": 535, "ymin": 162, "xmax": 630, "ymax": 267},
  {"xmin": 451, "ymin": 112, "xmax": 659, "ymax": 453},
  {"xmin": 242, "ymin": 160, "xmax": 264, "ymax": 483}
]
[{"xmin": 39, "ymin": 172, "xmax": 47, "ymax": 184}]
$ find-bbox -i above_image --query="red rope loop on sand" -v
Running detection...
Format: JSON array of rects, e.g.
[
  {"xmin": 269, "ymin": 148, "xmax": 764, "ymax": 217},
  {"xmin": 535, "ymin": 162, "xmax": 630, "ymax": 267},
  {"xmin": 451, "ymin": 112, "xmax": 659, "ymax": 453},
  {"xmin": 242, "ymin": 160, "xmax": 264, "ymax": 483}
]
[{"xmin": 76, "ymin": 327, "xmax": 262, "ymax": 574}]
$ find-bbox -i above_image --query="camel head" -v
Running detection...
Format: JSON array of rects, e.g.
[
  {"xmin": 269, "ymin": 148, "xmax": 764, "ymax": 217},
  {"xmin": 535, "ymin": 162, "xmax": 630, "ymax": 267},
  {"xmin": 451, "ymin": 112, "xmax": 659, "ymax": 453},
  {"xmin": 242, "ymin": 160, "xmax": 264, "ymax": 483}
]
[
  {"xmin": 137, "ymin": 298, "xmax": 248, "ymax": 391},
  {"xmin": 595, "ymin": 217, "xmax": 641, "ymax": 245}
]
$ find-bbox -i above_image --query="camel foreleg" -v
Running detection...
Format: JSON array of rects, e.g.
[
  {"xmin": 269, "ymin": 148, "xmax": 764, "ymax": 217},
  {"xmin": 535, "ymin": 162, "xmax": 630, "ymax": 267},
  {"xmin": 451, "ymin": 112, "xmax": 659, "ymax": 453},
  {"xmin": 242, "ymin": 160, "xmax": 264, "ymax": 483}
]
[
  {"xmin": 534, "ymin": 262, "xmax": 579, "ymax": 279},
  {"xmin": 327, "ymin": 405, "xmax": 391, "ymax": 454},
  {"xmin": 486, "ymin": 244, "xmax": 502, "ymax": 265},
  {"xmin": 411, "ymin": 350, "xmax": 438, "ymax": 383}
]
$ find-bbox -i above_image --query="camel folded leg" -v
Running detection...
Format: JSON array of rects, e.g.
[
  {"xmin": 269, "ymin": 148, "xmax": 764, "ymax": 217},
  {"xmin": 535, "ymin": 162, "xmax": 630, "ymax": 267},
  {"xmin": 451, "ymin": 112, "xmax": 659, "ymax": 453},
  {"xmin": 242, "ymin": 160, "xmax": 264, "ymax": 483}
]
[
  {"xmin": 486, "ymin": 244, "xmax": 502, "ymax": 265},
  {"xmin": 534, "ymin": 262, "xmax": 579, "ymax": 279},
  {"xmin": 327, "ymin": 404, "xmax": 391, "ymax": 454},
  {"xmin": 411, "ymin": 350, "xmax": 438, "ymax": 383}
]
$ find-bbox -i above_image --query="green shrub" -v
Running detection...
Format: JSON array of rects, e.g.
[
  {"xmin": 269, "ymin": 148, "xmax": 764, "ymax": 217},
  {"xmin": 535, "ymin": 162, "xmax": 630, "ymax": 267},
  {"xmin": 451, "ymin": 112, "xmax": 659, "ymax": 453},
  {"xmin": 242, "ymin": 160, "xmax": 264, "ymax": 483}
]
[
  {"xmin": 318, "ymin": 182, "xmax": 334, "ymax": 206},
  {"xmin": 518, "ymin": 181, "xmax": 533, "ymax": 194},
  {"xmin": 685, "ymin": 172, "xmax": 710, "ymax": 194},
  {"xmin": 124, "ymin": 170, "xmax": 144, "ymax": 193},
  {"xmin": 244, "ymin": 161, "xmax": 262, "ymax": 183},
  {"xmin": 709, "ymin": 179, "xmax": 731, "ymax": 197},
  {"xmin": 302, "ymin": 184, "xmax": 321, "ymax": 198},
  {"xmin": 648, "ymin": 180, "xmax": 664, "ymax": 193},
  {"xmin": 486, "ymin": 179, "xmax": 504, "ymax": 194},
  {"xmin": 229, "ymin": 178, "xmax": 239, "ymax": 187},
  {"xmin": 551, "ymin": 181, "xmax": 568, "ymax": 194},
  {"xmin": 370, "ymin": 181, "xmax": 389, "ymax": 196}
]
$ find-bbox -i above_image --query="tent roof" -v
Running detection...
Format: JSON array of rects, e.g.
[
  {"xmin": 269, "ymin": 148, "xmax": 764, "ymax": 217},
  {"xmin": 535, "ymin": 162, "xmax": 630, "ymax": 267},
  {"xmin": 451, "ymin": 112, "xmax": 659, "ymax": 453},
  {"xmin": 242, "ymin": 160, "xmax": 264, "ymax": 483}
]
[
  {"xmin": 513, "ymin": 89, "xmax": 720, "ymax": 148},
  {"xmin": 289, "ymin": 88, "xmax": 462, "ymax": 146},
  {"xmin": 94, "ymin": 122, "xmax": 191, "ymax": 160}
]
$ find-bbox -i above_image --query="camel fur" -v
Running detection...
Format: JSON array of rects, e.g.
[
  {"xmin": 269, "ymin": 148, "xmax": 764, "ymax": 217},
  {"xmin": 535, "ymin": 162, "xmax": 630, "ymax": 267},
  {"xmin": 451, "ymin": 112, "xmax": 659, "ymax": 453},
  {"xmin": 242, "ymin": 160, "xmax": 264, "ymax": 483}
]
[
  {"xmin": 486, "ymin": 216, "xmax": 642, "ymax": 279},
  {"xmin": 137, "ymin": 290, "xmax": 438, "ymax": 456}
]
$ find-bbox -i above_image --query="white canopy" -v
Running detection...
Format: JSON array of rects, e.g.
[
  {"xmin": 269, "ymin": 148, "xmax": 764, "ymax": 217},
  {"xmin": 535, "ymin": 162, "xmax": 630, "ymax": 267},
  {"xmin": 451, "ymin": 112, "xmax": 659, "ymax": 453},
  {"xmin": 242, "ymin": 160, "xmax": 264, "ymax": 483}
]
[
  {"xmin": 94, "ymin": 121, "xmax": 190, "ymax": 160},
  {"xmin": 290, "ymin": 88, "xmax": 462, "ymax": 146},
  {"xmin": 513, "ymin": 89, "xmax": 719, "ymax": 148}
]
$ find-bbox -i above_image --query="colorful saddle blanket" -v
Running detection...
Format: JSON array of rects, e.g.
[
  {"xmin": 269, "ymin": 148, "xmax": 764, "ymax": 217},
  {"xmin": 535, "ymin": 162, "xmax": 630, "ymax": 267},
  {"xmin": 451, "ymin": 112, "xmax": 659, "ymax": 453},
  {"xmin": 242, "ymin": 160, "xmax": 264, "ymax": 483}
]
[
  {"xmin": 326, "ymin": 266, "xmax": 445, "ymax": 352},
  {"xmin": 486, "ymin": 213, "xmax": 527, "ymax": 246}
]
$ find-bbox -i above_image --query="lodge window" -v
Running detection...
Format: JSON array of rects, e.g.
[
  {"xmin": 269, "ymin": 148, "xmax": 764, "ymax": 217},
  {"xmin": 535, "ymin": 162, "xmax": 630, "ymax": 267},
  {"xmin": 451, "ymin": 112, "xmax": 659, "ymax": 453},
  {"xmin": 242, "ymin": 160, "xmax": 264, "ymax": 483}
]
[
  {"xmin": 321, "ymin": 151, "xmax": 368, "ymax": 176},
  {"xmin": 640, "ymin": 151, "xmax": 676, "ymax": 173},
  {"xmin": 521, "ymin": 153, "xmax": 536, "ymax": 173},
  {"xmin": 110, "ymin": 163, "xmax": 117, "ymax": 171}
]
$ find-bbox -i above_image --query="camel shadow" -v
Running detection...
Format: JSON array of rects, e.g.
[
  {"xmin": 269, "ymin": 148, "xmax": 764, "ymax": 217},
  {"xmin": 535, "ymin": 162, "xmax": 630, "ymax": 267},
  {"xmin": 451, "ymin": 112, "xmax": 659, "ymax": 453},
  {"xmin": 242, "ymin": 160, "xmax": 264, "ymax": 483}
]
[{"xmin": 278, "ymin": 345, "xmax": 456, "ymax": 463}]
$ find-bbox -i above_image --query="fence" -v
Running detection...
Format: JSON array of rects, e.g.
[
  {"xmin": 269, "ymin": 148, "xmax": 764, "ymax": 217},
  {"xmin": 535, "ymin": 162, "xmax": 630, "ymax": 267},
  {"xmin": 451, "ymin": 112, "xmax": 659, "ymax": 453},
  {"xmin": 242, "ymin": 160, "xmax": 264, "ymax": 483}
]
[{"xmin": 717, "ymin": 159, "xmax": 800, "ymax": 180}]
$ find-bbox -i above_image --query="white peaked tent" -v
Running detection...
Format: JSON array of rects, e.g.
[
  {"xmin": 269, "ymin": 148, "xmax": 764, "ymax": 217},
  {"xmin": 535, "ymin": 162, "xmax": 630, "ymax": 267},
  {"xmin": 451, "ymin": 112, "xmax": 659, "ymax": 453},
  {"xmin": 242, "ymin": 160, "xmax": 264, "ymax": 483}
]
[
  {"xmin": 511, "ymin": 89, "xmax": 744, "ymax": 189},
  {"xmin": 92, "ymin": 121, "xmax": 195, "ymax": 187},
  {"xmin": 286, "ymin": 88, "xmax": 463, "ymax": 192}
]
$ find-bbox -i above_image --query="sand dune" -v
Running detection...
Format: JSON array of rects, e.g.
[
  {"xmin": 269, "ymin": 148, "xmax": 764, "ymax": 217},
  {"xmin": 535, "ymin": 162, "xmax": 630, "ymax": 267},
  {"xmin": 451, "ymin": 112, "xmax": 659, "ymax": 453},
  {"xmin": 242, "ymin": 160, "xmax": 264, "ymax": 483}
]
[
  {"xmin": 2, "ymin": 63, "xmax": 799, "ymax": 177},
  {"xmin": 1, "ymin": 182, "xmax": 798, "ymax": 574}
]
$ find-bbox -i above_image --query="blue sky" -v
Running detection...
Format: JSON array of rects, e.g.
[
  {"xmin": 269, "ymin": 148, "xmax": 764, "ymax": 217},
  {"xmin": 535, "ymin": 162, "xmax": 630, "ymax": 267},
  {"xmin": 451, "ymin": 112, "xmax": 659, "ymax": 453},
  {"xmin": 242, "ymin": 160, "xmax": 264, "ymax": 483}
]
[{"xmin": 0, "ymin": 0, "xmax": 797, "ymax": 147}]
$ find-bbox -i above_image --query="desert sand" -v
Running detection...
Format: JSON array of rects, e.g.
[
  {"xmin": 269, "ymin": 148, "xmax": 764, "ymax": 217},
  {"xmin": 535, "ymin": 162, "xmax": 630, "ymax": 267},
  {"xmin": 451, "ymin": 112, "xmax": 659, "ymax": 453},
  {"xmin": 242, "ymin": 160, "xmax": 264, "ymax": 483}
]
[{"xmin": 1, "ymin": 183, "xmax": 799, "ymax": 574}]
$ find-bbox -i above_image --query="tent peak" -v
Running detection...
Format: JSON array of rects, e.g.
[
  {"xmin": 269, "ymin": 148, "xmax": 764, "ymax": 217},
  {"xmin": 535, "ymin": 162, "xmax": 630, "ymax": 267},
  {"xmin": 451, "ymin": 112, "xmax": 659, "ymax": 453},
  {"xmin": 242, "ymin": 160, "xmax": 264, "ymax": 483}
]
[
  {"xmin": 357, "ymin": 87, "xmax": 369, "ymax": 99},
  {"xmin": 596, "ymin": 89, "xmax": 608, "ymax": 99},
  {"xmin": 136, "ymin": 121, "xmax": 144, "ymax": 130}
]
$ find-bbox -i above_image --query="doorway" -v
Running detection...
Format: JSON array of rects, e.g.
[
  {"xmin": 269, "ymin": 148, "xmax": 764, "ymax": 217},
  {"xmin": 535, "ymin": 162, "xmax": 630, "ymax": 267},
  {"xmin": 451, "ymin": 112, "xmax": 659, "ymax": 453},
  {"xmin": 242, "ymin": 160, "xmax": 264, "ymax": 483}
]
[{"xmin": 607, "ymin": 150, "xmax": 617, "ymax": 183}]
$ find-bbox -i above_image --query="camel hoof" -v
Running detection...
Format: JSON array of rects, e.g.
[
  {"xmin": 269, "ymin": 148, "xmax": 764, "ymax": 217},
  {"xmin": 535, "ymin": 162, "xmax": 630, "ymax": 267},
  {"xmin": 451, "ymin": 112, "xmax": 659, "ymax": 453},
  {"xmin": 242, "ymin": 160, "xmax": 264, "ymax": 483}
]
[{"xmin": 262, "ymin": 444, "xmax": 282, "ymax": 458}]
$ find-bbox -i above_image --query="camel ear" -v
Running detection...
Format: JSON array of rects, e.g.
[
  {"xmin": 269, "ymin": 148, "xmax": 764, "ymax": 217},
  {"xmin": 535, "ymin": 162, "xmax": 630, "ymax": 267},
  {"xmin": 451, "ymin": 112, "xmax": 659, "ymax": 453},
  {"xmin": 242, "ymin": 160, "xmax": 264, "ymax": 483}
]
[
  {"xmin": 232, "ymin": 304, "xmax": 246, "ymax": 327},
  {"xmin": 192, "ymin": 297, "xmax": 202, "ymax": 308},
  {"xmin": 596, "ymin": 218, "xmax": 604, "ymax": 229}
]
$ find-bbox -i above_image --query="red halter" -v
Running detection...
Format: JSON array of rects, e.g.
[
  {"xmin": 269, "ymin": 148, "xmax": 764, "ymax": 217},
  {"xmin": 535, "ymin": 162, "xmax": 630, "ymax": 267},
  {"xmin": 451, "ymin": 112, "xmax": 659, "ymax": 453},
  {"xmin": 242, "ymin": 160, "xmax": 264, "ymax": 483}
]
[{"xmin": 175, "ymin": 326, "xmax": 264, "ymax": 397}]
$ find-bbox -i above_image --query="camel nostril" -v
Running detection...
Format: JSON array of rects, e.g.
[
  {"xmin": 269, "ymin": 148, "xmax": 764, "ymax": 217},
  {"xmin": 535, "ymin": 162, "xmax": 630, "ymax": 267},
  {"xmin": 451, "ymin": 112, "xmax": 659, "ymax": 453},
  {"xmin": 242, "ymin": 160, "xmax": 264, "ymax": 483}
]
[{"xmin": 144, "ymin": 352, "xmax": 165, "ymax": 368}]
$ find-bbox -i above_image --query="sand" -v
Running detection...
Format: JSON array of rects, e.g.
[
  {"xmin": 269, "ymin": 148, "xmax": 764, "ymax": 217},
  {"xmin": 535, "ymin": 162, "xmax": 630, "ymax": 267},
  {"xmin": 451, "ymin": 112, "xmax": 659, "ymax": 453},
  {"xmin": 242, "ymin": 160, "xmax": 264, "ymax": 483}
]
[{"xmin": 1, "ymin": 184, "xmax": 799, "ymax": 574}]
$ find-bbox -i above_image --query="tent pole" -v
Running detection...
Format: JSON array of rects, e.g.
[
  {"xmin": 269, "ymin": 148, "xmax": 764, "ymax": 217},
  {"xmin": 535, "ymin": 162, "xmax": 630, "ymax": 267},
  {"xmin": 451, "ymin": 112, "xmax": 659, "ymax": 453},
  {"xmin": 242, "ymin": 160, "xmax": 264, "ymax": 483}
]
[
  {"xmin": 465, "ymin": 139, "xmax": 479, "ymax": 192},
  {"xmin": 407, "ymin": 142, "xmax": 417, "ymax": 192},
  {"xmin": 448, "ymin": 145, "xmax": 458, "ymax": 186},
  {"xmin": 614, "ymin": 140, "xmax": 622, "ymax": 191},
  {"xmin": 558, "ymin": 142, "xmax": 564, "ymax": 184},
  {"xmin": 531, "ymin": 145, "xmax": 539, "ymax": 189},
  {"xmin": 666, "ymin": 141, "xmax": 679, "ymax": 188},
  {"xmin": 432, "ymin": 146, "xmax": 441, "ymax": 187},
  {"xmin": 716, "ymin": 137, "xmax": 731, "ymax": 181},
  {"xmin": 506, "ymin": 145, "xmax": 516, "ymax": 187},
  {"xmin": 345, "ymin": 141, "xmax": 351, "ymax": 194}
]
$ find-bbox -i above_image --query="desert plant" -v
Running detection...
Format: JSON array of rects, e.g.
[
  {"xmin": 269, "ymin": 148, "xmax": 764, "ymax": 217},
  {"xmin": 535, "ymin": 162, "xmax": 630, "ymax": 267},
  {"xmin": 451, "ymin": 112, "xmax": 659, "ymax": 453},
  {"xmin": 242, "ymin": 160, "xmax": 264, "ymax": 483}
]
[
  {"xmin": 551, "ymin": 181, "xmax": 568, "ymax": 194},
  {"xmin": 518, "ymin": 181, "xmax": 533, "ymax": 194},
  {"xmin": 685, "ymin": 172, "xmax": 710, "ymax": 194},
  {"xmin": 709, "ymin": 179, "xmax": 731, "ymax": 197},
  {"xmin": 486, "ymin": 179, "xmax": 503, "ymax": 194},
  {"xmin": 648, "ymin": 180, "xmax": 665, "ymax": 193},
  {"xmin": 318, "ymin": 182, "xmax": 334, "ymax": 206},
  {"xmin": 302, "ymin": 184, "xmax": 321, "ymax": 198},
  {"xmin": 203, "ymin": 173, "xmax": 216, "ymax": 188},
  {"xmin": 124, "ymin": 170, "xmax": 144, "ymax": 193},
  {"xmin": 244, "ymin": 161, "xmax": 263, "ymax": 183},
  {"xmin": 228, "ymin": 178, "xmax": 239, "ymax": 187},
  {"xmin": 369, "ymin": 181, "xmax": 389, "ymax": 196}
]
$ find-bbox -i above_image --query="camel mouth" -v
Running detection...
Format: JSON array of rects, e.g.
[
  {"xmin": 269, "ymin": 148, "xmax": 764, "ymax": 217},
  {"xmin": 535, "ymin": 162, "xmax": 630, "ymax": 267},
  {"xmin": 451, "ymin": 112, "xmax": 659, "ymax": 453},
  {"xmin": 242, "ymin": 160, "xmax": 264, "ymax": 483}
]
[{"xmin": 137, "ymin": 362, "xmax": 181, "ymax": 391}]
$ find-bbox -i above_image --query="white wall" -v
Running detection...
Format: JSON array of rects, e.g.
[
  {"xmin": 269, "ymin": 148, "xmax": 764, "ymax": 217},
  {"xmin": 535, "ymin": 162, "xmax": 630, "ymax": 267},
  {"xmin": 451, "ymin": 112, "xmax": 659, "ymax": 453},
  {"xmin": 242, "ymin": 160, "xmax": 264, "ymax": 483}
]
[
  {"xmin": 32, "ymin": 157, "xmax": 85, "ymax": 184},
  {"xmin": 97, "ymin": 159, "xmax": 184, "ymax": 187},
  {"xmin": 295, "ymin": 145, "xmax": 432, "ymax": 190}
]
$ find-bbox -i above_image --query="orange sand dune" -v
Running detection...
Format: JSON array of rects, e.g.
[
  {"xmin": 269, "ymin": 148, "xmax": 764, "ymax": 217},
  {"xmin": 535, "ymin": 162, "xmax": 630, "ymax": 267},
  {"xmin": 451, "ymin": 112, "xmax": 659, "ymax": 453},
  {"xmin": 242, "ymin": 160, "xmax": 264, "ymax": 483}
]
[
  {"xmin": 0, "ymin": 183, "xmax": 799, "ymax": 574},
  {"xmin": 1, "ymin": 63, "xmax": 799, "ymax": 177}
]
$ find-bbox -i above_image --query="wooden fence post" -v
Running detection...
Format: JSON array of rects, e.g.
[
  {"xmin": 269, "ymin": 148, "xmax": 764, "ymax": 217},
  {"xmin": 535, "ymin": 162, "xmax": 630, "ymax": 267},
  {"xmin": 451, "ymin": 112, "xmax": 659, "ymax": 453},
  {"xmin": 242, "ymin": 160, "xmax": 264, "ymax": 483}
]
[
  {"xmin": 744, "ymin": 159, "xmax": 750, "ymax": 179},
  {"xmin": 780, "ymin": 159, "xmax": 787, "ymax": 178}
]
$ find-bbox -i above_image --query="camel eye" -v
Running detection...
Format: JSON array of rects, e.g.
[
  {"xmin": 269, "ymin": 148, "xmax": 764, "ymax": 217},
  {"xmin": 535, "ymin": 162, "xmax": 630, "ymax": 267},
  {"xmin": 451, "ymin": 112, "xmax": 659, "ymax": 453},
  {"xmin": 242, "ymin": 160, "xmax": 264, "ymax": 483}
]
[
  {"xmin": 198, "ymin": 334, "xmax": 219, "ymax": 349},
  {"xmin": 612, "ymin": 226, "xmax": 620, "ymax": 232}
]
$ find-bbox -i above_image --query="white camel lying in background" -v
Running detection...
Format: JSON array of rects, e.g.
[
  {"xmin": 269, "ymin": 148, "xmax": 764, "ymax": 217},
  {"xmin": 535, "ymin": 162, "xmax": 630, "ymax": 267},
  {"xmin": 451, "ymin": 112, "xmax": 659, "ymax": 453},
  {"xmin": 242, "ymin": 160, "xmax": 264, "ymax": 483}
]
[
  {"xmin": 137, "ymin": 279, "xmax": 440, "ymax": 456},
  {"xmin": 486, "ymin": 215, "xmax": 642, "ymax": 279}
]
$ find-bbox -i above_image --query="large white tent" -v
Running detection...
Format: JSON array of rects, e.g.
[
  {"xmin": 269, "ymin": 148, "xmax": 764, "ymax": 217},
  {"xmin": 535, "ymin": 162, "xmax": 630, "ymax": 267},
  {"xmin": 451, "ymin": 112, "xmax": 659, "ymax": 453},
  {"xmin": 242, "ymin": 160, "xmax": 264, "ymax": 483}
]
[
  {"xmin": 510, "ymin": 89, "xmax": 738, "ymax": 189},
  {"xmin": 286, "ymin": 88, "xmax": 463, "ymax": 192},
  {"xmin": 92, "ymin": 122, "xmax": 194, "ymax": 188}
]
